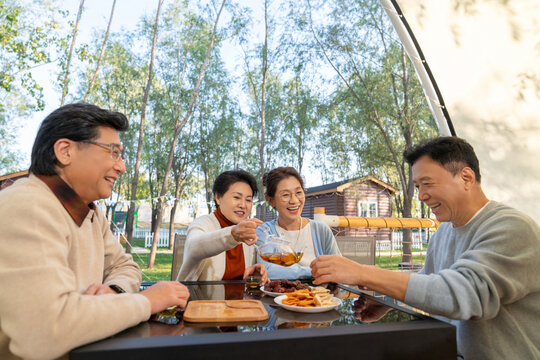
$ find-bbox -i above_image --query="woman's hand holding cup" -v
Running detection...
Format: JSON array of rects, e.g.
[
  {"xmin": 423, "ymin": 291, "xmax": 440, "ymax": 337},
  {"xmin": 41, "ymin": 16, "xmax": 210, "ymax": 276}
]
[{"xmin": 231, "ymin": 218, "xmax": 263, "ymax": 245}]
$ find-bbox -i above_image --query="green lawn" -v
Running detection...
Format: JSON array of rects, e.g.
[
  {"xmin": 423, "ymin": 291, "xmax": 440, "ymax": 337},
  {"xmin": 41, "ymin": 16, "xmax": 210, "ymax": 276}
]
[
  {"xmin": 122, "ymin": 236, "xmax": 174, "ymax": 281},
  {"xmin": 129, "ymin": 251, "xmax": 425, "ymax": 283},
  {"xmin": 126, "ymin": 237, "xmax": 168, "ymax": 249},
  {"xmin": 376, "ymin": 254, "xmax": 426, "ymax": 270},
  {"xmin": 132, "ymin": 253, "xmax": 173, "ymax": 282},
  {"xmin": 130, "ymin": 237, "xmax": 146, "ymax": 248}
]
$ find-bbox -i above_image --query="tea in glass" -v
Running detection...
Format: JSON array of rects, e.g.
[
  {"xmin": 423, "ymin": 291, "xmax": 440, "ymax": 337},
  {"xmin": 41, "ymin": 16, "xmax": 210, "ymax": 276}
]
[{"xmin": 245, "ymin": 274, "xmax": 262, "ymax": 288}]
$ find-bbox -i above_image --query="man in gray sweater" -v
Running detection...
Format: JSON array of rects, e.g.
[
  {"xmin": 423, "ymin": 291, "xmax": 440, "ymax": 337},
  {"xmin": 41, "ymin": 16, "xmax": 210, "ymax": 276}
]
[{"xmin": 311, "ymin": 136, "xmax": 540, "ymax": 359}]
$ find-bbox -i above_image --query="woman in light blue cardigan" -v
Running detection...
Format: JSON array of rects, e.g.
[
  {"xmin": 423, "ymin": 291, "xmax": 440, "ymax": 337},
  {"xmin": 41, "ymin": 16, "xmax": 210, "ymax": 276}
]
[{"xmin": 256, "ymin": 167, "xmax": 341, "ymax": 279}]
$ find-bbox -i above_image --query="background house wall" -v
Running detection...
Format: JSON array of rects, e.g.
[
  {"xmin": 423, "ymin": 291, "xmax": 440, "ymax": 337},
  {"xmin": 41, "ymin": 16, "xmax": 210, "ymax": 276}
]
[
  {"xmin": 340, "ymin": 182, "xmax": 393, "ymax": 240},
  {"xmin": 302, "ymin": 192, "xmax": 343, "ymax": 219}
]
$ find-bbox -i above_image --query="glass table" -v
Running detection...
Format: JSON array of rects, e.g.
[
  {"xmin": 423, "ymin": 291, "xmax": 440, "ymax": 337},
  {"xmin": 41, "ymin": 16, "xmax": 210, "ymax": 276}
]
[{"xmin": 70, "ymin": 281, "xmax": 456, "ymax": 359}]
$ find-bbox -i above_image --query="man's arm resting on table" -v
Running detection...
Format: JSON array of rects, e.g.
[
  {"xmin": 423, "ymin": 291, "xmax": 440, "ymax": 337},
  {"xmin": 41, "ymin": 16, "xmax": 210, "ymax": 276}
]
[
  {"xmin": 310, "ymin": 255, "xmax": 410, "ymax": 301},
  {"xmin": 100, "ymin": 211, "xmax": 143, "ymax": 293}
]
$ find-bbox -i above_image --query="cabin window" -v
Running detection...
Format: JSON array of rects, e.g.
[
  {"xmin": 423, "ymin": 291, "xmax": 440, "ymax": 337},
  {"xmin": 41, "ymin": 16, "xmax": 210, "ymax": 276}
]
[{"xmin": 358, "ymin": 201, "xmax": 378, "ymax": 217}]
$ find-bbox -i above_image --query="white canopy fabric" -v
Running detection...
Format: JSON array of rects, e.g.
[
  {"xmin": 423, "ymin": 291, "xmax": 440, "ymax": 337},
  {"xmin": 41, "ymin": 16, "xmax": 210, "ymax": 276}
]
[{"xmin": 382, "ymin": 0, "xmax": 540, "ymax": 223}]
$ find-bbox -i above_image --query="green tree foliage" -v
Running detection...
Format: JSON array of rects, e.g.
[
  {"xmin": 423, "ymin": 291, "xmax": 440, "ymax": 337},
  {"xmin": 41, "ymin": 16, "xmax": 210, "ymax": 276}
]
[
  {"xmin": 79, "ymin": 36, "xmax": 148, "ymax": 201},
  {"xmin": 285, "ymin": 0, "xmax": 437, "ymax": 197},
  {"xmin": 275, "ymin": 75, "xmax": 320, "ymax": 173},
  {"xmin": 2, "ymin": 0, "xmax": 440, "ymax": 262},
  {"xmin": 194, "ymin": 75, "xmax": 241, "ymax": 212},
  {"xmin": 285, "ymin": 0, "xmax": 438, "ymax": 261},
  {"xmin": 0, "ymin": 0, "xmax": 60, "ymax": 107},
  {"xmin": 0, "ymin": 0, "xmax": 65, "ymax": 172}
]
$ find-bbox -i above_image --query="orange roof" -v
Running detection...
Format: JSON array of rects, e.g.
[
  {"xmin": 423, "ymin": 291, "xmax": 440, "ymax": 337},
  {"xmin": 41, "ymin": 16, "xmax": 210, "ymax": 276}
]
[{"xmin": 306, "ymin": 175, "xmax": 399, "ymax": 197}]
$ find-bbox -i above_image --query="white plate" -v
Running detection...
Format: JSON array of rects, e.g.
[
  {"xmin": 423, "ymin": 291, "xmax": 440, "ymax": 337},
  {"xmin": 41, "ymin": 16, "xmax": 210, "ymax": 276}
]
[
  {"xmin": 260, "ymin": 286, "xmax": 291, "ymax": 297},
  {"xmin": 274, "ymin": 295, "xmax": 342, "ymax": 313}
]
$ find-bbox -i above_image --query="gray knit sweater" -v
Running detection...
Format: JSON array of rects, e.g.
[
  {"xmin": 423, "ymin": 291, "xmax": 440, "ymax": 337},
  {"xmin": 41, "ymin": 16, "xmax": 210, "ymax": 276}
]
[{"xmin": 405, "ymin": 201, "xmax": 540, "ymax": 359}]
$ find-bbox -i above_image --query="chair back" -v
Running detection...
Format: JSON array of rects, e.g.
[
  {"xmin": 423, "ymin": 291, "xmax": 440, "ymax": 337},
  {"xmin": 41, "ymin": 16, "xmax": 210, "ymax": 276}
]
[
  {"xmin": 335, "ymin": 236, "xmax": 376, "ymax": 265},
  {"xmin": 170, "ymin": 234, "xmax": 187, "ymax": 280}
]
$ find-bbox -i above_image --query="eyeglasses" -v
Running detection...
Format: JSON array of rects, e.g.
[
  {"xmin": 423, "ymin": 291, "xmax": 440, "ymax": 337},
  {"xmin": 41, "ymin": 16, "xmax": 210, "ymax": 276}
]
[
  {"xmin": 80, "ymin": 140, "xmax": 125, "ymax": 161},
  {"xmin": 278, "ymin": 189, "xmax": 305, "ymax": 202}
]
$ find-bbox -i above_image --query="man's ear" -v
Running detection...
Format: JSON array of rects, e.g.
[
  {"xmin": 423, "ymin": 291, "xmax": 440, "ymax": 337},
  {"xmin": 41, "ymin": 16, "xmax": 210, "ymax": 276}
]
[
  {"xmin": 461, "ymin": 167, "xmax": 476, "ymax": 190},
  {"xmin": 215, "ymin": 194, "xmax": 221, "ymax": 207},
  {"xmin": 54, "ymin": 139, "xmax": 75, "ymax": 166}
]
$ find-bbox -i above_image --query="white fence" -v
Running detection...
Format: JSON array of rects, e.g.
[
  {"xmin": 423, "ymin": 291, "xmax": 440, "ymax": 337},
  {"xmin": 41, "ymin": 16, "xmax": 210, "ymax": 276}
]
[
  {"xmin": 142, "ymin": 228, "xmax": 186, "ymax": 248},
  {"xmin": 133, "ymin": 227, "xmax": 166, "ymax": 239},
  {"xmin": 376, "ymin": 229, "xmax": 429, "ymax": 251}
]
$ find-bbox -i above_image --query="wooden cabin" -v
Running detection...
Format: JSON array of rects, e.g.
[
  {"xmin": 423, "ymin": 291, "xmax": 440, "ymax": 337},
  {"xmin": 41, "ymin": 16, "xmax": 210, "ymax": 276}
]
[{"xmin": 301, "ymin": 176, "xmax": 398, "ymax": 240}]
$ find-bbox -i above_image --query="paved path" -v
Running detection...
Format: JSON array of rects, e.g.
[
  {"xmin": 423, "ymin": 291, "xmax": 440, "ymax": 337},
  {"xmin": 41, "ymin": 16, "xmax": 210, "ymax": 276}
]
[{"xmin": 378, "ymin": 251, "xmax": 426, "ymax": 256}]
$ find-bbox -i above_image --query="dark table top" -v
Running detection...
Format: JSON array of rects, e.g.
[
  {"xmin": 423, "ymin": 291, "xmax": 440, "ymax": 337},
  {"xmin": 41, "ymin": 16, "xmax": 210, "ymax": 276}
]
[{"xmin": 70, "ymin": 280, "xmax": 456, "ymax": 360}]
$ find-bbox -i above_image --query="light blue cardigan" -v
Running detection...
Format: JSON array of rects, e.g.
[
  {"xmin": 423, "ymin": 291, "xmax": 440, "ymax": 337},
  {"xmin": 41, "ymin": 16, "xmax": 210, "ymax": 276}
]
[{"xmin": 255, "ymin": 219, "xmax": 341, "ymax": 279}]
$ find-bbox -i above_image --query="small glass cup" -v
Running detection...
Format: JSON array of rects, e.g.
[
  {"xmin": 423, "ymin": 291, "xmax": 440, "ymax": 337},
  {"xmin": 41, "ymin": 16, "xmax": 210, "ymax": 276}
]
[{"xmin": 245, "ymin": 274, "xmax": 262, "ymax": 289}]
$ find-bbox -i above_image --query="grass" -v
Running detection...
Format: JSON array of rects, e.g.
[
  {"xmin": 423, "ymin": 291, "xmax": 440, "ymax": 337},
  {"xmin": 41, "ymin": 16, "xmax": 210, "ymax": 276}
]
[
  {"xmin": 122, "ymin": 236, "xmax": 174, "ymax": 281},
  {"xmin": 128, "ymin": 251, "xmax": 426, "ymax": 283},
  {"xmin": 132, "ymin": 253, "xmax": 173, "ymax": 282},
  {"xmin": 129, "ymin": 237, "xmax": 146, "ymax": 249},
  {"xmin": 123, "ymin": 237, "xmax": 171, "ymax": 251},
  {"xmin": 376, "ymin": 254, "xmax": 426, "ymax": 270}
]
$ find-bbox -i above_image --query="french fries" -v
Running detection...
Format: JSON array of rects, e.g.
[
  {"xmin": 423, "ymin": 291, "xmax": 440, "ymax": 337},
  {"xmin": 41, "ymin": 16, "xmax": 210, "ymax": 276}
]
[{"xmin": 281, "ymin": 287, "xmax": 336, "ymax": 307}]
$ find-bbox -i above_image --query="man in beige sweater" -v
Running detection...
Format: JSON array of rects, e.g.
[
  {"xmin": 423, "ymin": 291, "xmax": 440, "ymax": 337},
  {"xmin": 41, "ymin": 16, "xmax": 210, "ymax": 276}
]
[{"xmin": 0, "ymin": 103, "xmax": 190, "ymax": 360}]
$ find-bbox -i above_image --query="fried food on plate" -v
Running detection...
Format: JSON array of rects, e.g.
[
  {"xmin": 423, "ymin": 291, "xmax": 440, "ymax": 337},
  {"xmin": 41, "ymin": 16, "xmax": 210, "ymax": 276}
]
[
  {"xmin": 311, "ymin": 286, "xmax": 330, "ymax": 295},
  {"xmin": 314, "ymin": 293, "xmax": 335, "ymax": 306},
  {"xmin": 281, "ymin": 288, "xmax": 336, "ymax": 307}
]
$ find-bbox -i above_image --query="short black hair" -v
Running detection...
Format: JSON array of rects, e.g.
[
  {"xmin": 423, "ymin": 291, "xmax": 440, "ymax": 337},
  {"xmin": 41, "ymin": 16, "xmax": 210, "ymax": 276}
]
[
  {"xmin": 30, "ymin": 103, "xmax": 129, "ymax": 176},
  {"xmin": 403, "ymin": 136, "xmax": 481, "ymax": 183},
  {"xmin": 212, "ymin": 170, "xmax": 259, "ymax": 207},
  {"xmin": 263, "ymin": 167, "xmax": 305, "ymax": 198}
]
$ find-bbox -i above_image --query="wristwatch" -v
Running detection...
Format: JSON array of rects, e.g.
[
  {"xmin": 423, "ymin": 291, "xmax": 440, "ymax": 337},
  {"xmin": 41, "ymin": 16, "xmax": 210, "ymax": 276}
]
[{"xmin": 109, "ymin": 284, "xmax": 125, "ymax": 294}]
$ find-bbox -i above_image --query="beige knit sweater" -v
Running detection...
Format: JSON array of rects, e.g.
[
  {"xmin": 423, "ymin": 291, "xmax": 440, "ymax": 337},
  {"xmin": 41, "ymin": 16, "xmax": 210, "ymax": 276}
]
[
  {"xmin": 0, "ymin": 175, "xmax": 151, "ymax": 360},
  {"xmin": 177, "ymin": 212, "xmax": 256, "ymax": 281}
]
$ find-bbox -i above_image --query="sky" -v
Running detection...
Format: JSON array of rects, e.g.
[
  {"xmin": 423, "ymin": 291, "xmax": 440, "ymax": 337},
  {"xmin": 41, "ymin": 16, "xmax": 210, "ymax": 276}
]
[
  {"xmin": 14, "ymin": 0, "xmax": 264, "ymax": 169},
  {"xmin": 15, "ymin": 0, "xmax": 159, "ymax": 164},
  {"xmin": 12, "ymin": 0, "xmax": 327, "ymax": 187}
]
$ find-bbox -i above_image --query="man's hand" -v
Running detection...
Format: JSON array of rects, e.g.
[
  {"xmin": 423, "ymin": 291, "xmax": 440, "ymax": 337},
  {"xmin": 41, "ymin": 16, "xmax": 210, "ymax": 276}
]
[
  {"xmin": 352, "ymin": 297, "xmax": 391, "ymax": 323},
  {"xmin": 140, "ymin": 281, "xmax": 190, "ymax": 314},
  {"xmin": 311, "ymin": 255, "xmax": 410, "ymax": 302},
  {"xmin": 310, "ymin": 255, "xmax": 364, "ymax": 286},
  {"xmin": 243, "ymin": 264, "xmax": 269, "ymax": 284},
  {"xmin": 231, "ymin": 218, "xmax": 263, "ymax": 246},
  {"xmin": 84, "ymin": 283, "xmax": 117, "ymax": 295}
]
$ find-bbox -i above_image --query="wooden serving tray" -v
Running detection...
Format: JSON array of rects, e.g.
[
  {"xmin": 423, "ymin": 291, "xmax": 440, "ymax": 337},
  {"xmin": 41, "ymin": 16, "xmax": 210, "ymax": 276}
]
[{"xmin": 183, "ymin": 300, "xmax": 268, "ymax": 323}]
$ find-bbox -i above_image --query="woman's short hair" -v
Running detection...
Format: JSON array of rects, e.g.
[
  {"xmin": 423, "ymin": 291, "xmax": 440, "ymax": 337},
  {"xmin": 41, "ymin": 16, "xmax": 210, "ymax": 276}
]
[
  {"xmin": 212, "ymin": 170, "xmax": 259, "ymax": 207},
  {"xmin": 30, "ymin": 103, "xmax": 129, "ymax": 176},
  {"xmin": 263, "ymin": 167, "xmax": 305, "ymax": 198}
]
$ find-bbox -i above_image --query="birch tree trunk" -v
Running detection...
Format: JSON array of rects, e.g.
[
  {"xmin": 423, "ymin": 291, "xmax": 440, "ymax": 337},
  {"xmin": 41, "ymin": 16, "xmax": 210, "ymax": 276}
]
[
  {"xmin": 125, "ymin": 0, "xmax": 162, "ymax": 254},
  {"xmin": 168, "ymin": 135, "xmax": 192, "ymax": 251},
  {"xmin": 83, "ymin": 0, "xmax": 116, "ymax": 102},
  {"xmin": 258, "ymin": 0, "xmax": 269, "ymax": 221},
  {"xmin": 168, "ymin": 180, "xmax": 181, "ymax": 252},
  {"xmin": 61, "ymin": 0, "xmax": 85, "ymax": 105},
  {"xmin": 148, "ymin": 0, "xmax": 227, "ymax": 269}
]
